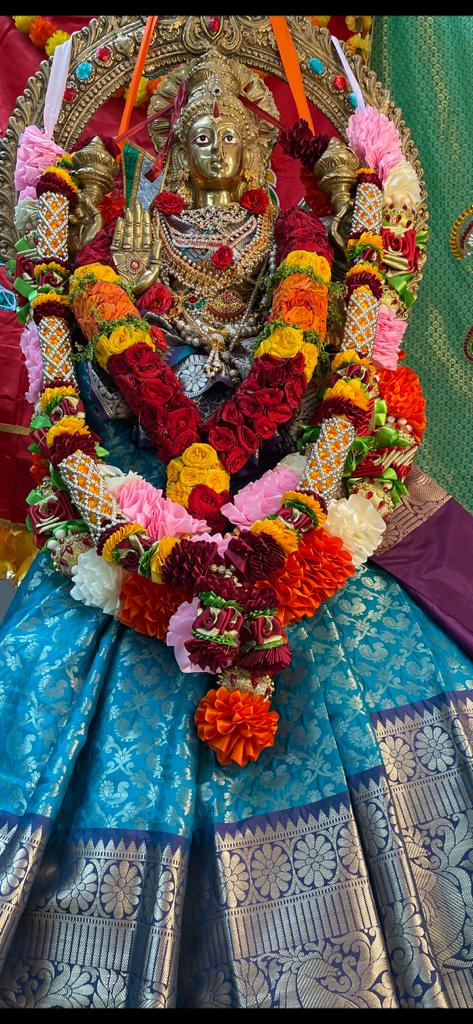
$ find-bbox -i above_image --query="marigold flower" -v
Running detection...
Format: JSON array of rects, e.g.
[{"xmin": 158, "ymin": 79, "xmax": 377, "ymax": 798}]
[
  {"xmin": 195, "ymin": 686, "xmax": 279, "ymax": 766},
  {"xmin": 39, "ymin": 385, "xmax": 78, "ymax": 412}
]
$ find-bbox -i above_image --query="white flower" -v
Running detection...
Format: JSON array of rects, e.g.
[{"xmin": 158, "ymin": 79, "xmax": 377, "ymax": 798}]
[
  {"xmin": 277, "ymin": 452, "xmax": 307, "ymax": 477},
  {"xmin": 70, "ymin": 548, "xmax": 123, "ymax": 616},
  {"xmin": 384, "ymin": 159, "xmax": 421, "ymax": 210},
  {"xmin": 325, "ymin": 494, "xmax": 386, "ymax": 567},
  {"xmin": 14, "ymin": 196, "xmax": 38, "ymax": 238}
]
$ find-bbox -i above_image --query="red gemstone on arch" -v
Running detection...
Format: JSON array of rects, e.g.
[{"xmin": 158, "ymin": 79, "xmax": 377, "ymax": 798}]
[
  {"xmin": 208, "ymin": 16, "xmax": 221, "ymax": 34},
  {"xmin": 96, "ymin": 46, "xmax": 112, "ymax": 62},
  {"xmin": 64, "ymin": 87, "xmax": 78, "ymax": 103},
  {"xmin": 333, "ymin": 75, "xmax": 347, "ymax": 92}
]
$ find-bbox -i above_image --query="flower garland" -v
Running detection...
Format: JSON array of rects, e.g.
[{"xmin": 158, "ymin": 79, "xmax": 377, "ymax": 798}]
[{"xmin": 13, "ymin": 102, "xmax": 427, "ymax": 768}]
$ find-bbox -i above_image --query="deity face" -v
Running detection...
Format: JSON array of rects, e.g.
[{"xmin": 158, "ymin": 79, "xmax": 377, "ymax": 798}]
[{"xmin": 186, "ymin": 115, "xmax": 244, "ymax": 191}]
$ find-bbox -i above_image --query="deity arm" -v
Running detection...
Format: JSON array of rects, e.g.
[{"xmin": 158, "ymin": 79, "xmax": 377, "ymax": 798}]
[{"xmin": 313, "ymin": 138, "xmax": 359, "ymax": 280}]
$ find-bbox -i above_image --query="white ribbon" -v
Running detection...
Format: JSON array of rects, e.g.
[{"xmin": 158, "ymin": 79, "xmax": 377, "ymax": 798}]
[
  {"xmin": 43, "ymin": 36, "xmax": 73, "ymax": 138},
  {"xmin": 331, "ymin": 34, "xmax": 365, "ymax": 112}
]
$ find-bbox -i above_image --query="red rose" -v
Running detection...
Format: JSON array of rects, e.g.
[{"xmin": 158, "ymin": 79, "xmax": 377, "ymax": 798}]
[
  {"xmin": 149, "ymin": 325, "xmax": 167, "ymax": 352},
  {"xmin": 240, "ymin": 188, "xmax": 269, "ymax": 215},
  {"xmin": 166, "ymin": 406, "xmax": 200, "ymax": 439},
  {"xmin": 137, "ymin": 283, "xmax": 174, "ymax": 316},
  {"xmin": 237, "ymin": 424, "xmax": 256, "ymax": 453},
  {"xmin": 110, "ymin": 343, "xmax": 163, "ymax": 380},
  {"xmin": 140, "ymin": 378, "xmax": 175, "ymax": 408},
  {"xmin": 253, "ymin": 413, "xmax": 277, "ymax": 441},
  {"xmin": 188, "ymin": 485, "xmax": 231, "ymax": 533},
  {"xmin": 238, "ymin": 394, "xmax": 261, "ymax": 418},
  {"xmin": 207, "ymin": 425, "xmax": 235, "ymax": 452},
  {"xmin": 220, "ymin": 446, "xmax": 248, "ymax": 474},
  {"xmin": 220, "ymin": 400, "xmax": 243, "ymax": 426},
  {"xmin": 153, "ymin": 191, "xmax": 186, "ymax": 216},
  {"xmin": 211, "ymin": 245, "xmax": 233, "ymax": 270},
  {"xmin": 382, "ymin": 227, "xmax": 418, "ymax": 271}
]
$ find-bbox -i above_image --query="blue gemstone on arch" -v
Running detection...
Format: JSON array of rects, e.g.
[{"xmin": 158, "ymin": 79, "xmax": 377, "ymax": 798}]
[
  {"xmin": 309, "ymin": 57, "xmax": 325, "ymax": 75},
  {"xmin": 348, "ymin": 92, "xmax": 358, "ymax": 108},
  {"xmin": 76, "ymin": 61, "xmax": 94, "ymax": 81}
]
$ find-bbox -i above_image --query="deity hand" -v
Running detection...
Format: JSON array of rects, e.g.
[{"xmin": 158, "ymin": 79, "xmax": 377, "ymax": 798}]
[{"xmin": 111, "ymin": 201, "xmax": 161, "ymax": 296}]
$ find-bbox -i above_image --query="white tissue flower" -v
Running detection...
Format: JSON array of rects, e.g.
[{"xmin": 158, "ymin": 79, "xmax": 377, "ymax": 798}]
[
  {"xmin": 384, "ymin": 160, "xmax": 421, "ymax": 210},
  {"xmin": 325, "ymin": 494, "xmax": 386, "ymax": 568},
  {"xmin": 70, "ymin": 548, "xmax": 123, "ymax": 616}
]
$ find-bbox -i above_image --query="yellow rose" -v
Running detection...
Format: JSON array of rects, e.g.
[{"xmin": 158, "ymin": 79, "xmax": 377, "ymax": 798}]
[
  {"xmin": 180, "ymin": 467, "xmax": 206, "ymax": 488},
  {"xmin": 299, "ymin": 342, "xmax": 319, "ymax": 381},
  {"xmin": 46, "ymin": 416, "xmax": 89, "ymax": 447},
  {"xmin": 205, "ymin": 468, "xmax": 230, "ymax": 493},
  {"xmin": 72, "ymin": 263, "xmax": 122, "ymax": 286},
  {"xmin": 166, "ymin": 459, "xmax": 182, "ymax": 485},
  {"xmin": 254, "ymin": 325, "xmax": 304, "ymax": 361},
  {"xmin": 166, "ymin": 482, "xmax": 192, "ymax": 507},
  {"xmin": 181, "ymin": 443, "xmax": 218, "ymax": 470},
  {"xmin": 150, "ymin": 536, "xmax": 179, "ymax": 583},
  {"xmin": 95, "ymin": 325, "xmax": 152, "ymax": 370},
  {"xmin": 282, "ymin": 251, "xmax": 331, "ymax": 283}
]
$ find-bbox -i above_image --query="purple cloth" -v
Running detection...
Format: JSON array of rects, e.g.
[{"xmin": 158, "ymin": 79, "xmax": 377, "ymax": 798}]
[{"xmin": 372, "ymin": 497, "xmax": 473, "ymax": 659}]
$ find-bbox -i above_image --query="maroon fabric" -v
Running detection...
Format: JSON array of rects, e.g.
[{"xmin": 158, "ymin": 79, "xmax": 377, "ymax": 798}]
[{"xmin": 372, "ymin": 498, "xmax": 473, "ymax": 659}]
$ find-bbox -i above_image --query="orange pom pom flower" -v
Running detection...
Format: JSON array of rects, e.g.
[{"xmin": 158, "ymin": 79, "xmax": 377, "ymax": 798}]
[
  {"xmin": 266, "ymin": 526, "xmax": 355, "ymax": 626},
  {"xmin": 118, "ymin": 573, "xmax": 188, "ymax": 640},
  {"xmin": 195, "ymin": 686, "xmax": 279, "ymax": 767},
  {"xmin": 377, "ymin": 365, "xmax": 426, "ymax": 441}
]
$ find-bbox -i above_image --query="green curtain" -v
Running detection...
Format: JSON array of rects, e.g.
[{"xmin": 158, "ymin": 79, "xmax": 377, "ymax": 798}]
[{"xmin": 372, "ymin": 15, "xmax": 473, "ymax": 512}]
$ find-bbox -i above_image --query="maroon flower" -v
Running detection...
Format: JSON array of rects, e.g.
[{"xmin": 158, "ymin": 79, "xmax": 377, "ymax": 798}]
[
  {"xmin": 211, "ymin": 245, "xmax": 234, "ymax": 270},
  {"xmin": 137, "ymin": 283, "xmax": 174, "ymax": 316},
  {"xmin": 225, "ymin": 530, "xmax": 285, "ymax": 581},
  {"xmin": 162, "ymin": 538, "xmax": 219, "ymax": 593},
  {"xmin": 279, "ymin": 118, "xmax": 329, "ymax": 171},
  {"xmin": 140, "ymin": 378, "xmax": 175, "ymax": 408},
  {"xmin": 186, "ymin": 638, "xmax": 237, "ymax": 674},
  {"xmin": 240, "ymin": 188, "xmax": 269, "ymax": 215},
  {"xmin": 49, "ymin": 430, "xmax": 99, "ymax": 468},
  {"xmin": 153, "ymin": 191, "xmax": 186, "ymax": 216}
]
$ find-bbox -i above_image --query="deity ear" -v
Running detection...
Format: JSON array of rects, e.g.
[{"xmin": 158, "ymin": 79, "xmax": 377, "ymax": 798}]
[{"xmin": 168, "ymin": 141, "xmax": 191, "ymax": 191}]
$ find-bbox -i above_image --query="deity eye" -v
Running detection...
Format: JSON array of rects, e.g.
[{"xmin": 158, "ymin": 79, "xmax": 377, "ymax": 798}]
[
  {"xmin": 194, "ymin": 133, "xmax": 210, "ymax": 145},
  {"xmin": 224, "ymin": 133, "xmax": 237, "ymax": 144}
]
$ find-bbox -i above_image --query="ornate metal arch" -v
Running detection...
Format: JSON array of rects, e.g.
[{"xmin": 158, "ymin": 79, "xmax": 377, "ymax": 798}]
[{"xmin": 0, "ymin": 13, "xmax": 427, "ymax": 305}]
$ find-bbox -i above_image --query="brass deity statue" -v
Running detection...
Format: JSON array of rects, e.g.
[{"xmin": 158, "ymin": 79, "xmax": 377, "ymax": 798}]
[{"xmin": 112, "ymin": 51, "xmax": 280, "ymax": 407}]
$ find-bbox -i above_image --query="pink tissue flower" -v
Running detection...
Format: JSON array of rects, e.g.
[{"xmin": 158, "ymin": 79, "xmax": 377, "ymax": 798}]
[
  {"xmin": 222, "ymin": 465, "xmax": 300, "ymax": 530},
  {"xmin": 372, "ymin": 305, "xmax": 407, "ymax": 371},
  {"xmin": 347, "ymin": 106, "xmax": 403, "ymax": 184},
  {"xmin": 190, "ymin": 531, "xmax": 232, "ymax": 557},
  {"xmin": 114, "ymin": 477, "xmax": 208, "ymax": 540},
  {"xmin": 14, "ymin": 125, "xmax": 64, "ymax": 193},
  {"xmin": 19, "ymin": 321, "xmax": 43, "ymax": 405},
  {"xmin": 166, "ymin": 597, "xmax": 205, "ymax": 673}
]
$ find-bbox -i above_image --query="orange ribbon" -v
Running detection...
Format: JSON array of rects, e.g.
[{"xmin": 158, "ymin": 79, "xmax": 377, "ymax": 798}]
[
  {"xmin": 116, "ymin": 16, "xmax": 159, "ymax": 150},
  {"xmin": 269, "ymin": 15, "xmax": 314, "ymax": 132}
]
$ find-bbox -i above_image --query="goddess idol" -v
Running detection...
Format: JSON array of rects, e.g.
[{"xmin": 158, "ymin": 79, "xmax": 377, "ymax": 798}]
[{"xmin": 0, "ymin": 15, "xmax": 472, "ymax": 1010}]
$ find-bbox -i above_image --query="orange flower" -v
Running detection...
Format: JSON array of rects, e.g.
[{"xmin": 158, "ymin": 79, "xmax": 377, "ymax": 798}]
[
  {"xmin": 118, "ymin": 573, "xmax": 188, "ymax": 640},
  {"xmin": 30, "ymin": 452, "xmax": 49, "ymax": 486},
  {"xmin": 73, "ymin": 281, "xmax": 138, "ymax": 342},
  {"xmin": 29, "ymin": 16, "xmax": 56, "ymax": 48},
  {"xmin": 266, "ymin": 526, "xmax": 355, "ymax": 625},
  {"xmin": 377, "ymin": 365, "xmax": 426, "ymax": 441},
  {"xmin": 272, "ymin": 273, "xmax": 328, "ymax": 334},
  {"xmin": 195, "ymin": 686, "xmax": 279, "ymax": 767}
]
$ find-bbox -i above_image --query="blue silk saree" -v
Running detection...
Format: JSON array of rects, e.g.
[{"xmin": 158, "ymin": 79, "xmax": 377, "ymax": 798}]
[
  {"xmin": 0, "ymin": 550, "xmax": 473, "ymax": 1007},
  {"xmin": 0, "ymin": 373, "xmax": 473, "ymax": 1009}
]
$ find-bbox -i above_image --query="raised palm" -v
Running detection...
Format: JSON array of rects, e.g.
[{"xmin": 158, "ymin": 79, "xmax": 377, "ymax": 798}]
[{"xmin": 111, "ymin": 201, "xmax": 161, "ymax": 296}]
